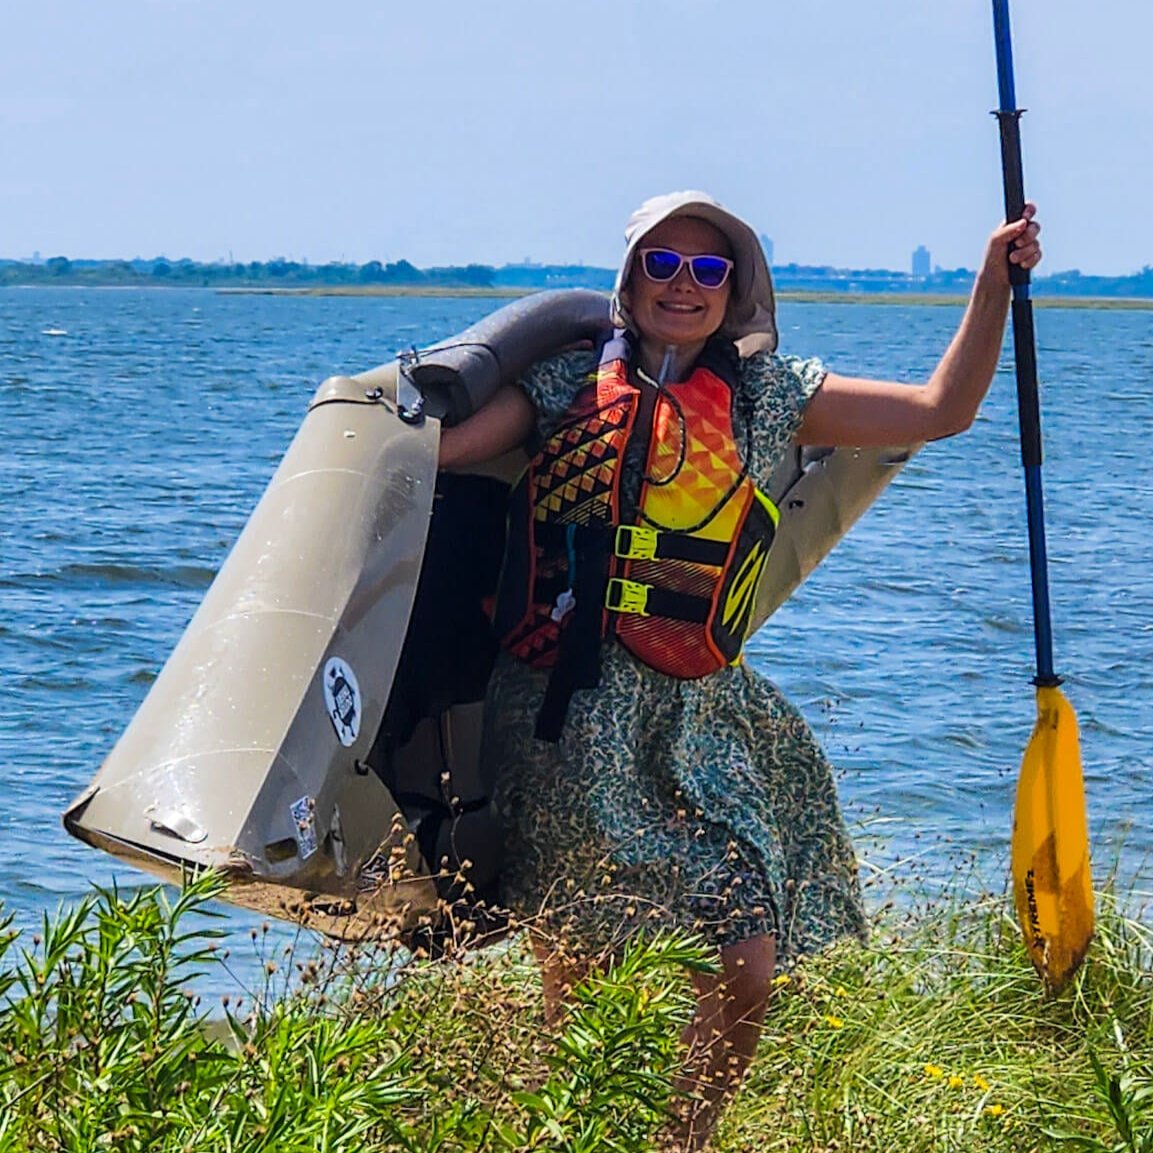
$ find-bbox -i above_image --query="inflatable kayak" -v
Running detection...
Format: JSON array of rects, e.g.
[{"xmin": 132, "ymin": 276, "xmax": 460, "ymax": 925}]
[{"xmin": 63, "ymin": 289, "xmax": 917, "ymax": 944}]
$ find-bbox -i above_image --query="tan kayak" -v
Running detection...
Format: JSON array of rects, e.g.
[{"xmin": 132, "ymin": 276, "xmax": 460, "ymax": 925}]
[{"xmin": 63, "ymin": 290, "xmax": 916, "ymax": 943}]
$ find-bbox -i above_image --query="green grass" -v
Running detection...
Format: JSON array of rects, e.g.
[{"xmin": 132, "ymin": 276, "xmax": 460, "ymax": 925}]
[
  {"xmin": 1, "ymin": 873, "xmax": 1150, "ymax": 1151},
  {"xmin": 720, "ymin": 890, "xmax": 1153, "ymax": 1152}
]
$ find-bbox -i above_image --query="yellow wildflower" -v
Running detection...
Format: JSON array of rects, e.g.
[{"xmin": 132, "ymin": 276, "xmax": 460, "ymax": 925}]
[
  {"xmin": 984, "ymin": 1103, "xmax": 1005, "ymax": 1118},
  {"xmin": 972, "ymin": 1074, "xmax": 991, "ymax": 1091},
  {"xmin": 924, "ymin": 1064, "xmax": 944, "ymax": 1079},
  {"xmin": 825, "ymin": 1015, "xmax": 844, "ymax": 1029},
  {"xmin": 948, "ymin": 1075, "xmax": 964, "ymax": 1089},
  {"xmin": 834, "ymin": 985, "xmax": 848, "ymax": 998},
  {"xmin": 772, "ymin": 973, "xmax": 791, "ymax": 988}
]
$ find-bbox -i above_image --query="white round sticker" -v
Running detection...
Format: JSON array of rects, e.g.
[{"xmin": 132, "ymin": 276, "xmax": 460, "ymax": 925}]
[{"xmin": 323, "ymin": 657, "xmax": 362, "ymax": 747}]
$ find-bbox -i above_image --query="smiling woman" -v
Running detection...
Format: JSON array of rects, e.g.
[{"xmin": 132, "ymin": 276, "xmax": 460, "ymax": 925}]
[
  {"xmin": 619, "ymin": 218, "xmax": 734, "ymax": 364},
  {"xmin": 439, "ymin": 187, "xmax": 1041, "ymax": 1150}
]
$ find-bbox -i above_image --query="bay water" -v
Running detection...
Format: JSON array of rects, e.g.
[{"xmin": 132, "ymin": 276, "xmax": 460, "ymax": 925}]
[{"xmin": 3, "ymin": 287, "xmax": 1151, "ymax": 988}]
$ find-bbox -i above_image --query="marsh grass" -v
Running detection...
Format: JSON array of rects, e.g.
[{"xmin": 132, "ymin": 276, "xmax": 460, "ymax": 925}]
[
  {"xmin": 720, "ymin": 887, "xmax": 1153, "ymax": 1152},
  {"xmin": 0, "ymin": 873, "xmax": 702, "ymax": 1151},
  {"xmin": 0, "ymin": 871, "xmax": 1150, "ymax": 1152}
]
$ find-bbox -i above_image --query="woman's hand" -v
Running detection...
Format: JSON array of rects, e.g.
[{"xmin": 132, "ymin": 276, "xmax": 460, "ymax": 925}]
[
  {"xmin": 979, "ymin": 201, "xmax": 1042, "ymax": 286},
  {"xmin": 797, "ymin": 204, "xmax": 1044, "ymax": 447}
]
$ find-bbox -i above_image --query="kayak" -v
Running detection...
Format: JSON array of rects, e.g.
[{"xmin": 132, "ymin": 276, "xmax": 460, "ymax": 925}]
[{"xmin": 63, "ymin": 289, "xmax": 917, "ymax": 944}]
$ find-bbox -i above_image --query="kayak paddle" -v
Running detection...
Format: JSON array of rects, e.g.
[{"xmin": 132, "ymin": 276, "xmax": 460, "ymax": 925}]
[{"xmin": 992, "ymin": 0, "xmax": 1094, "ymax": 994}]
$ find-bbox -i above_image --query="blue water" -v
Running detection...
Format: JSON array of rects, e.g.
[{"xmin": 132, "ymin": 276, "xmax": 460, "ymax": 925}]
[{"xmin": 3, "ymin": 287, "xmax": 1152, "ymax": 963}]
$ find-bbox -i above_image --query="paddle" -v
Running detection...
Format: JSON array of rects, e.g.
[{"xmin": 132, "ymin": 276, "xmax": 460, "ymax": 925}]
[{"xmin": 992, "ymin": 0, "xmax": 1094, "ymax": 994}]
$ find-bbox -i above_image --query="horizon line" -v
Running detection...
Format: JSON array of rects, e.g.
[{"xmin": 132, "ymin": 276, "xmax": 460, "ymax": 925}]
[{"xmin": 3, "ymin": 253, "xmax": 1150, "ymax": 281}]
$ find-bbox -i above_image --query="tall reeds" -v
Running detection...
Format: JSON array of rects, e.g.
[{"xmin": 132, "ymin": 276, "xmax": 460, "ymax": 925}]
[{"xmin": 0, "ymin": 871, "xmax": 1149, "ymax": 1151}]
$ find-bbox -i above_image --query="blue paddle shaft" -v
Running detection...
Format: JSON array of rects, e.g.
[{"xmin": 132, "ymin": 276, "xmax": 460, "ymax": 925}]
[
  {"xmin": 992, "ymin": 0, "xmax": 1059, "ymax": 687},
  {"xmin": 993, "ymin": 0, "xmax": 1018, "ymax": 119}
]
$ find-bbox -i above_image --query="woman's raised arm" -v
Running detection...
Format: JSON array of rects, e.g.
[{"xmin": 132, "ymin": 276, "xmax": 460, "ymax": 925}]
[{"xmin": 797, "ymin": 204, "xmax": 1041, "ymax": 447}]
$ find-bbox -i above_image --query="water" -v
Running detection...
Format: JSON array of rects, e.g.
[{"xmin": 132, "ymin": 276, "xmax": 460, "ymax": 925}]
[{"xmin": 3, "ymin": 287, "xmax": 1152, "ymax": 970}]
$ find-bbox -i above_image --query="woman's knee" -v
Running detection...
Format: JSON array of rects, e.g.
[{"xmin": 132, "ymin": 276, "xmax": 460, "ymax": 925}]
[
  {"xmin": 719, "ymin": 934, "xmax": 776, "ymax": 1024},
  {"xmin": 531, "ymin": 933, "xmax": 596, "ymax": 1022}
]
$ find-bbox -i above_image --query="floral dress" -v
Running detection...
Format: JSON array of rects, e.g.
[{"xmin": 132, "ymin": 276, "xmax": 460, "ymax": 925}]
[{"xmin": 480, "ymin": 347, "xmax": 867, "ymax": 961}]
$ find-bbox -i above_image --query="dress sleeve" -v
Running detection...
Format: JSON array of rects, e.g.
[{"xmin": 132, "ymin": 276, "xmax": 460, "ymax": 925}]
[
  {"xmin": 518, "ymin": 350, "xmax": 599, "ymax": 440},
  {"xmin": 738, "ymin": 351, "xmax": 827, "ymax": 487}
]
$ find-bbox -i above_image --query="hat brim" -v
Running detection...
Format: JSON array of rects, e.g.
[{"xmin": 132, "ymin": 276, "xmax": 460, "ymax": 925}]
[{"xmin": 611, "ymin": 191, "xmax": 778, "ymax": 353}]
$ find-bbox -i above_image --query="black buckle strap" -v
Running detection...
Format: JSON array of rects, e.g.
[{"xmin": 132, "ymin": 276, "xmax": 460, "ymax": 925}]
[
  {"xmin": 613, "ymin": 524, "xmax": 728, "ymax": 566},
  {"xmin": 604, "ymin": 578, "xmax": 711, "ymax": 624},
  {"xmin": 539, "ymin": 521, "xmax": 728, "ymax": 567}
]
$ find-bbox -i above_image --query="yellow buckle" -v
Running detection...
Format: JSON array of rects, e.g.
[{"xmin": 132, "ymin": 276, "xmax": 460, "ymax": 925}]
[
  {"xmin": 614, "ymin": 524, "xmax": 659, "ymax": 560},
  {"xmin": 605, "ymin": 577, "xmax": 651, "ymax": 616}
]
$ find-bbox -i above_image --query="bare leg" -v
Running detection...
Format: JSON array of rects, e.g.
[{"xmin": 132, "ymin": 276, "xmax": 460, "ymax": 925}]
[
  {"xmin": 668, "ymin": 933, "xmax": 776, "ymax": 1151},
  {"xmin": 529, "ymin": 930, "xmax": 775, "ymax": 1150},
  {"xmin": 530, "ymin": 933, "xmax": 595, "ymax": 1025}
]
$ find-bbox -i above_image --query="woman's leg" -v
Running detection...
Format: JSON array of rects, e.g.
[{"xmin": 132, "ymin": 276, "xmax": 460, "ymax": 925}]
[
  {"xmin": 670, "ymin": 933, "xmax": 777, "ymax": 1151},
  {"xmin": 530, "ymin": 933, "xmax": 595, "ymax": 1025},
  {"xmin": 530, "ymin": 928, "xmax": 776, "ymax": 1150}
]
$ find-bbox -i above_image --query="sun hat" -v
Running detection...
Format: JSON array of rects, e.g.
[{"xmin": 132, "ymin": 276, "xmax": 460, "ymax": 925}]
[{"xmin": 611, "ymin": 190, "xmax": 778, "ymax": 353}]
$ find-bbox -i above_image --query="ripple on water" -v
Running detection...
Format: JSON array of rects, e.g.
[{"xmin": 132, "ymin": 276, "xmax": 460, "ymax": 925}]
[{"xmin": 4, "ymin": 289, "xmax": 1153, "ymax": 935}]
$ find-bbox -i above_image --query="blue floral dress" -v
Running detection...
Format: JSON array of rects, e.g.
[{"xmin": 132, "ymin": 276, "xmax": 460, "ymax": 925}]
[{"xmin": 480, "ymin": 348, "xmax": 867, "ymax": 960}]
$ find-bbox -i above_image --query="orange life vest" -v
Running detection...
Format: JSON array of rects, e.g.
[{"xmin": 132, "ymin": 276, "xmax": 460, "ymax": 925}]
[{"xmin": 493, "ymin": 334, "xmax": 779, "ymax": 737}]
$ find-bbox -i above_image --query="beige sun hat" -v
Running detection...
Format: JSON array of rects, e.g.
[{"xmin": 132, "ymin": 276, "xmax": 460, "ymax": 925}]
[{"xmin": 611, "ymin": 190, "xmax": 778, "ymax": 353}]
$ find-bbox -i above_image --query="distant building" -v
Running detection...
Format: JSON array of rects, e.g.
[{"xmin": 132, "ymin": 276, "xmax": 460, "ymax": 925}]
[
  {"xmin": 912, "ymin": 245, "xmax": 931, "ymax": 277},
  {"xmin": 759, "ymin": 233, "xmax": 774, "ymax": 267}
]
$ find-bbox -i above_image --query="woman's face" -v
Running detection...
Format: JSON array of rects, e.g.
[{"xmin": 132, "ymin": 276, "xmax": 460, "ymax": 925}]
[{"xmin": 622, "ymin": 215, "xmax": 733, "ymax": 351}]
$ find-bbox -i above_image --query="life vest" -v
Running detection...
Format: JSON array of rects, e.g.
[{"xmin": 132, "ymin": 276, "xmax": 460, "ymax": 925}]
[{"xmin": 493, "ymin": 333, "xmax": 779, "ymax": 739}]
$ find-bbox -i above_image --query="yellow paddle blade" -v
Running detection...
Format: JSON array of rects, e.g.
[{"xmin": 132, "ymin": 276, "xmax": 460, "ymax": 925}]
[{"xmin": 1011, "ymin": 684, "xmax": 1094, "ymax": 994}]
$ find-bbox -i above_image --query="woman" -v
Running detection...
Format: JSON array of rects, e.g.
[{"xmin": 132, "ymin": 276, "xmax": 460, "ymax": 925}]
[{"xmin": 440, "ymin": 190, "xmax": 1041, "ymax": 1150}]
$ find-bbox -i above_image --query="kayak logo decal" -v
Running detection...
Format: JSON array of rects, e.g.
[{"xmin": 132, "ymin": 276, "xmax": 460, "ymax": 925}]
[
  {"xmin": 323, "ymin": 657, "xmax": 362, "ymax": 747},
  {"xmin": 291, "ymin": 795, "xmax": 318, "ymax": 860}
]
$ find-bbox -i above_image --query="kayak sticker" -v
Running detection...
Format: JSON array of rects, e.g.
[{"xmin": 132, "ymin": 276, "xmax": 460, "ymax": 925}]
[
  {"xmin": 290, "ymin": 795, "xmax": 318, "ymax": 860},
  {"xmin": 323, "ymin": 656, "xmax": 361, "ymax": 747}
]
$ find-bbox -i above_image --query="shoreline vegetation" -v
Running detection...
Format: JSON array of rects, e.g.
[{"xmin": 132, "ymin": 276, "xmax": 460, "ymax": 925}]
[
  {"xmin": 227, "ymin": 285, "xmax": 1153, "ymax": 309},
  {"xmin": 2, "ymin": 870, "xmax": 1150, "ymax": 1151},
  {"xmin": 8, "ymin": 280, "xmax": 1153, "ymax": 310},
  {"xmin": 5, "ymin": 254, "xmax": 1153, "ymax": 310}
]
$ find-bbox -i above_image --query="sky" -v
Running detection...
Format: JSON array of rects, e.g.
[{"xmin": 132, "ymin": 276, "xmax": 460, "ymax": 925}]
[{"xmin": 1, "ymin": 0, "xmax": 1149, "ymax": 276}]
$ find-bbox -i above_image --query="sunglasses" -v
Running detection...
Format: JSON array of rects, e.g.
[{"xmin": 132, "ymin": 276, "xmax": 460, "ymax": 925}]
[{"xmin": 638, "ymin": 247, "xmax": 734, "ymax": 290}]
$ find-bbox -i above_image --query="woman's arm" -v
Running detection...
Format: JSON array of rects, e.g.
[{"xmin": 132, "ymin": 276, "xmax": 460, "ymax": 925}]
[
  {"xmin": 796, "ymin": 204, "xmax": 1042, "ymax": 447},
  {"xmin": 437, "ymin": 382, "xmax": 537, "ymax": 470}
]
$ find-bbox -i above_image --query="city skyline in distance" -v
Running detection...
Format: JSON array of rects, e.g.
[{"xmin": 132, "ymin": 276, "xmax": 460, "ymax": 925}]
[
  {"xmin": 8, "ymin": 250, "xmax": 1151, "ymax": 302},
  {"xmin": 6, "ymin": 232, "xmax": 1141, "ymax": 283},
  {"xmin": 3, "ymin": 2, "xmax": 1150, "ymax": 278}
]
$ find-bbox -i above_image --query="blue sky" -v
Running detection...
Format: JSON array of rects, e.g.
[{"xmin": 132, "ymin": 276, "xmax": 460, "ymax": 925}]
[{"xmin": 1, "ymin": 0, "xmax": 1147, "ymax": 275}]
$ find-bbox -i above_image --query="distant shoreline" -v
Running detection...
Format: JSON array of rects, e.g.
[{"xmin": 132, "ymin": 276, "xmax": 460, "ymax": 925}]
[
  {"xmin": 781, "ymin": 291, "xmax": 1153, "ymax": 310},
  {"xmin": 6, "ymin": 282, "xmax": 1152, "ymax": 309},
  {"xmin": 219, "ymin": 285, "xmax": 1153, "ymax": 310},
  {"xmin": 9, "ymin": 253, "xmax": 1151, "ymax": 304},
  {"xmin": 221, "ymin": 285, "xmax": 528, "ymax": 298}
]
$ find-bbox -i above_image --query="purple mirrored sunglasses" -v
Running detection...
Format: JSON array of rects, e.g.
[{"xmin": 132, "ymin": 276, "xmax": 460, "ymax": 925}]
[{"xmin": 638, "ymin": 247, "xmax": 734, "ymax": 289}]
